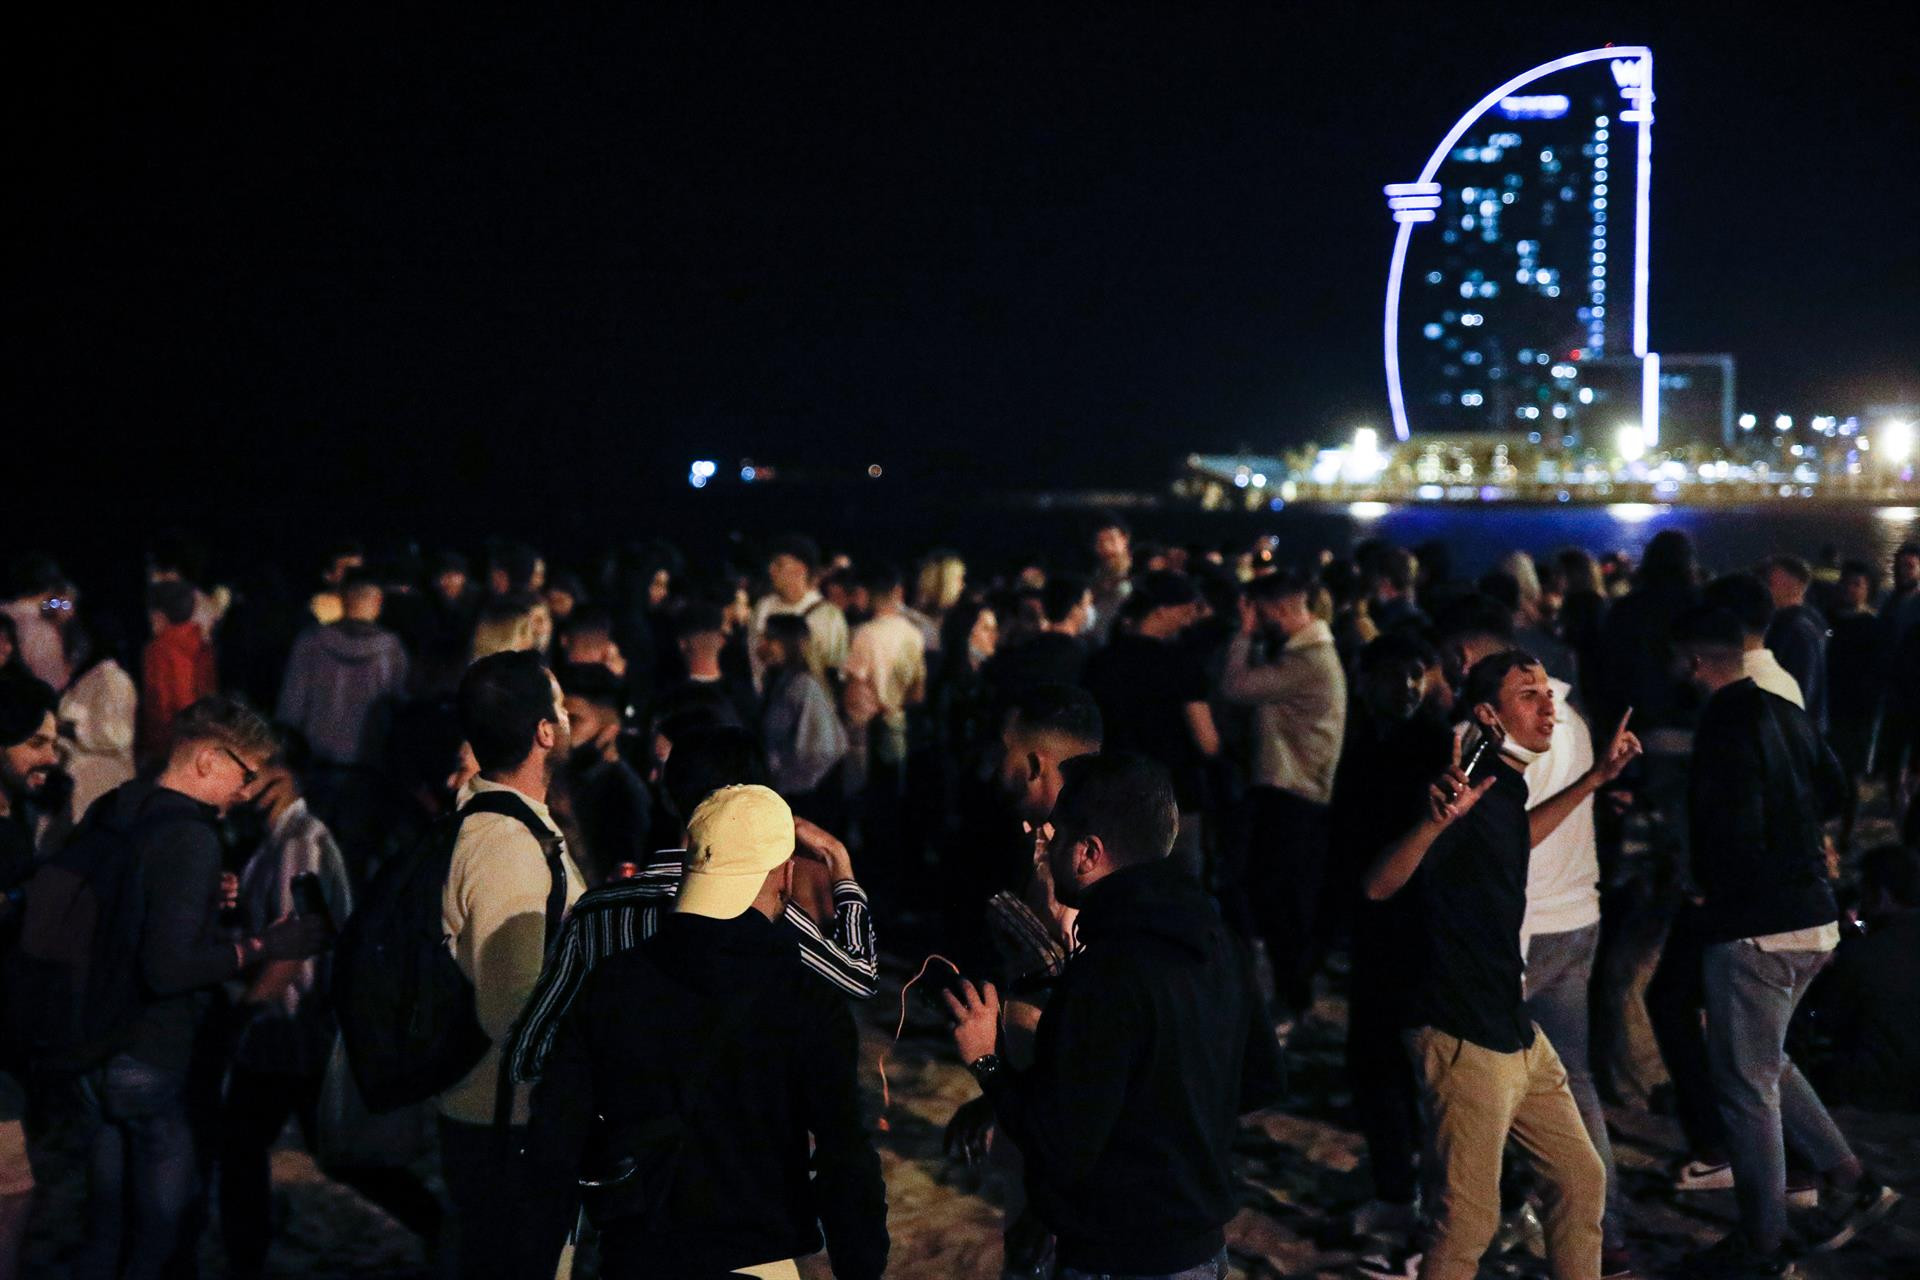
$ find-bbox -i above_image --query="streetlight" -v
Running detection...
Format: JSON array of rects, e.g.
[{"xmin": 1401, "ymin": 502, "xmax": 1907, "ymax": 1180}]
[
  {"xmin": 1774, "ymin": 414, "xmax": 1793, "ymax": 431},
  {"xmin": 1883, "ymin": 420, "xmax": 1915, "ymax": 465},
  {"xmin": 1738, "ymin": 413, "xmax": 1757, "ymax": 431}
]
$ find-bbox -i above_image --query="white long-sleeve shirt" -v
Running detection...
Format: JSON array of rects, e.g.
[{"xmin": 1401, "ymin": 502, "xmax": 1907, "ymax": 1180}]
[{"xmin": 439, "ymin": 779, "xmax": 585, "ymax": 1126}]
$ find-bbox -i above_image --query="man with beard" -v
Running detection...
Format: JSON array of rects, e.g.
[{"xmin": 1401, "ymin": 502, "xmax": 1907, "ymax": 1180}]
[
  {"xmin": 946, "ymin": 753, "xmax": 1282, "ymax": 1280},
  {"xmin": 437, "ymin": 651, "xmax": 587, "ymax": 1280},
  {"xmin": 943, "ymin": 684, "xmax": 1103, "ymax": 1276},
  {"xmin": 555, "ymin": 661, "xmax": 651, "ymax": 883},
  {"xmin": 0, "ymin": 672, "xmax": 60, "ymax": 1280}
]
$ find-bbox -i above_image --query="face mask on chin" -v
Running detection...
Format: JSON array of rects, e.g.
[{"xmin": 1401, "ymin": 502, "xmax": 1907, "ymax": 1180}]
[{"xmin": 1493, "ymin": 713, "xmax": 1548, "ymax": 765}]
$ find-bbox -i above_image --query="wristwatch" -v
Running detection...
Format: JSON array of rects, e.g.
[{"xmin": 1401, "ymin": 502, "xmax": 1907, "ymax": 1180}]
[{"xmin": 966, "ymin": 1053, "xmax": 1005, "ymax": 1084}]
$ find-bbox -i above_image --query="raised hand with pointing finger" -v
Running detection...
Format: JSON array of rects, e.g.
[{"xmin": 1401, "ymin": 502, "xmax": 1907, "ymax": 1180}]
[{"xmin": 1590, "ymin": 707, "xmax": 1643, "ymax": 785}]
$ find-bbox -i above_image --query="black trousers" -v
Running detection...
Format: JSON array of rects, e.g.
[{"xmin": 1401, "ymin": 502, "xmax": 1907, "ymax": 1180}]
[
  {"xmin": 220, "ymin": 1066, "xmax": 441, "ymax": 1276},
  {"xmin": 1345, "ymin": 948, "xmax": 1421, "ymax": 1204},
  {"xmin": 1244, "ymin": 787, "xmax": 1333, "ymax": 1017},
  {"xmin": 438, "ymin": 1116, "xmax": 576, "ymax": 1280},
  {"xmin": 1645, "ymin": 905, "xmax": 1725, "ymax": 1158}
]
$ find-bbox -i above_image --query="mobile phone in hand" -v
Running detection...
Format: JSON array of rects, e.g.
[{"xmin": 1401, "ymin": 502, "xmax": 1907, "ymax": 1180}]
[{"xmin": 290, "ymin": 872, "xmax": 333, "ymax": 931}]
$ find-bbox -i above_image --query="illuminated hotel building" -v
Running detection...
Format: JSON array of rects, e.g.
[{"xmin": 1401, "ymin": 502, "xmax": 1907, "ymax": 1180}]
[{"xmin": 1384, "ymin": 48, "xmax": 1658, "ymax": 445}]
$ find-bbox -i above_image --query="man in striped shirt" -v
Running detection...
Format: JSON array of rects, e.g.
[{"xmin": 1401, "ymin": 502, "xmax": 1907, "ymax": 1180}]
[{"xmin": 509, "ymin": 725, "xmax": 877, "ymax": 1086}]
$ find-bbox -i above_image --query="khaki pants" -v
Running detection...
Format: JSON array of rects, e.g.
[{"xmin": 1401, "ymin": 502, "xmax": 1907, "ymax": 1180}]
[{"xmin": 1405, "ymin": 1025, "xmax": 1604, "ymax": 1280}]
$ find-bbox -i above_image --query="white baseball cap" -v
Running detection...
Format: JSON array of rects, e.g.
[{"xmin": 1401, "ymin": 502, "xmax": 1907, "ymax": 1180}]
[{"xmin": 676, "ymin": 784, "xmax": 796, "ymax": 919}]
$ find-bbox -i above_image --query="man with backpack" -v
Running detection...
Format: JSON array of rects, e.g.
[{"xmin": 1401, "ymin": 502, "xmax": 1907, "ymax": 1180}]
[
  {"xmin": 9, "ymin": 696, "xmax": 328, "ymax": 1280},
  {"xmin": 435, "ymin": 651, "xmax": 586, "ymax": 1279},
  {"xmin": 526, "ymin": 783, "xmax": 888, "ymax": 1280}
]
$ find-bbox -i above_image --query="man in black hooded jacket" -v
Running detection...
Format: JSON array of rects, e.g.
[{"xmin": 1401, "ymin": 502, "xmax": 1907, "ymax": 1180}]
[{"xmin": 946, "ymin": 752, "xmax": 1283, "ymax": 1279}]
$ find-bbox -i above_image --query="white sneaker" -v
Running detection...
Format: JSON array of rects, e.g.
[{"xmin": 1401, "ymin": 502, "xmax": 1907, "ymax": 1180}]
[
  {"xmin": 1355, "ymin": 1246, "xmax": 1423, "ymax": 1279},
  {"xmin": 1673, "ymin": 1158, "xmax": 1735, "ymax": 1191}
]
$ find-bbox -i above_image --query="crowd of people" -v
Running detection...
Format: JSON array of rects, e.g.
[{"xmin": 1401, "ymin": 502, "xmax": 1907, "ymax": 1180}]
[{"xmin": 0, "ymin": 520, "xmax": 1916, "ymax": 1280}]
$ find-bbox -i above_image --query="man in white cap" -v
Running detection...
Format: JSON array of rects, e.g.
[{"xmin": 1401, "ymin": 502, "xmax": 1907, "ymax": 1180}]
[{"xmin": 527, "ymin": 784, "xmax": 888, "ymax": 1280}]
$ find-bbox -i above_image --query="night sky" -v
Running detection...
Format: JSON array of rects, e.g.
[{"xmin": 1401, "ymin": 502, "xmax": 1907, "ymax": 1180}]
[{"xmin": 13, "ymin": 6, "xmax": 1917, "ymax": 539}]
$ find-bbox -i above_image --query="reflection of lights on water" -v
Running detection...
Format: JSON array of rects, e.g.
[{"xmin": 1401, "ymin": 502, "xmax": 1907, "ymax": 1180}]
[
  {"xmin": 1874, "ymin": 507, "xmax": 1918, "ymax": 524},
  {"xmin": 1606, "ymin": 503, "xmax": 1665, "ymax": 522},
  {"xmin": 1348, "ymin": 501, "xmax": 1393, "ymax": 520}
]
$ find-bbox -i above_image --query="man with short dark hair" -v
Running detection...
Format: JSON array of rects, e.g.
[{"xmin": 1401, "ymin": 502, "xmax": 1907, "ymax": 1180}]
[
  {"xmin": 1370, "ymin": 546, "xmax": 1427, "ymax": 634},
  {"xmin": 0, "ymin": 672, "xmax": 60, "ymax": 1275},
  {"xmin": 844, "ymin": 563, "xmax": 925, "ymax": 755},
  {"xmin": 1087, "ymin": 518, "xmax": 1133, "ymax": 645},
  {"xmin": 1702, "ymin": 574, "xmax": 1805, "ymax": 709},
  {"xmin": 1364, "ymin": 651, "xmax": 1638, "ymax": 1280},
  {"xmin": 61, "ymin": 697, "xmax": 328, "ymax": 1280},
  {"xmin": 1082, "ymin": 572, "xmax": 1220, "ymax": 880},
  {"xmin": 750, "ymin": 534, "xmax": 849, "ymax": 690},
  {"xmin": 1826, "ymin": 560, "xmax": 1882, "ymax": 849},
  {"xmin": 983, "ymin": 574, "xmax": 1091, "ymax": 698},
  {"xmin": 946, "ymin": 752, "xmax": 1282, "ymax": 1280},
  {"xmin": 1221, "ymin": 570, "xmax": 1347, "ymax": 1020},
  {"xmin": 527, "ymin": 784, "xmax": 889, "ymax": 1279},
  {"xmin": 438, "ymin": 651, "xmax": 587, "ymax": 1280},
  {"xmin": 1763, "ymin": 555, "xmax": 1828, "ymax": 730},
  {"xmin": 649, "ymin": 600, "xmax": 756, "ymax": 730},
  {"xmin": 277, "ymin": 570, "xmax": 411, "ymax": 767},
  {"xmin": 555, "ymin": 661, "xmax": 651, "ymax": 883},
  {"xmin": 1671, "ymin": 607, "xmax": 1899, "ymax": 1273}
]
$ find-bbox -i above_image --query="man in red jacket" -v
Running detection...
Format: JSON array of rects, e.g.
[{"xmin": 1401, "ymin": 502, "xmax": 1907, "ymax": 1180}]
[{"xmin": 140, "ymin": 581, "xmax": 217, "ymax": 768}]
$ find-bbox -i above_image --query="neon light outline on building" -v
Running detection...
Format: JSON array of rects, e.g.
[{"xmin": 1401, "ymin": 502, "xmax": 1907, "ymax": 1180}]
[{"xmin": 1383, "ymin": 46, "xmax": 1656, "ymax": 443}]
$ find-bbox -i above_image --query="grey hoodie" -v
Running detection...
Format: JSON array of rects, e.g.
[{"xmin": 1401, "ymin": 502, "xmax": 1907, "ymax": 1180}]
[{"xmin": 276, "ymin": 621, "xmax": 410, "ymax": 765}]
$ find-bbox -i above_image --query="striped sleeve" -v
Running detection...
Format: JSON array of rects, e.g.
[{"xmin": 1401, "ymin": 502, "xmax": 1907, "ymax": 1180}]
[
  {"xmin": 782, "ymin": 879, "xmax": 880, "ymax": 1000},
  {"xmin": 507, "ymin": 878, "xmax": 672, "ymax": 1083}
]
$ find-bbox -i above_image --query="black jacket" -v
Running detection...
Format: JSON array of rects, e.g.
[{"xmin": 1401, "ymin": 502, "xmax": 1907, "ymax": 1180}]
[
  {"xmin": 980, "ymin": 858, "xmax": 1283, "ymax": 1274},
  {"xmin": 1689, "ymin": 679, "xmax": 1843, "ymax": 945},
  {"xmin": 106, "ymin": 782, "xmax": 243, "ymax": 1073},
  {"xmin": 526, "ymin": 909, "xmax": 887, "ymax": 1280}
]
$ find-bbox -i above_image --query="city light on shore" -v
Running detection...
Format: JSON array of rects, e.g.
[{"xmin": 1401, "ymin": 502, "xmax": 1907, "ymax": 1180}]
[{"xmin": 1883, "ymin": 420, "xmax": 1915, "ymax": 465}]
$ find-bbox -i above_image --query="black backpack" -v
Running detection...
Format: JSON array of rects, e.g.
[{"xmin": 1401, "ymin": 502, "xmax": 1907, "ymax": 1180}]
[
  {"xmin": 4, "ymin": 785, "xmax": 193, "ymax": 1075},
  {"xmin": 333, "ymin": 789, "xmax": 566, "ymax": 1117}
]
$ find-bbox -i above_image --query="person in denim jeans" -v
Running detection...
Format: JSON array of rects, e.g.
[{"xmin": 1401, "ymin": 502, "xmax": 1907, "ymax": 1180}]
[
  {"xmin": 1674, "ymin": 607, "xmax": 1901, "ymax": 1276},
  {"xmin": 62, "ymin": 700, "xmax": 328, "ymax": 1280}
]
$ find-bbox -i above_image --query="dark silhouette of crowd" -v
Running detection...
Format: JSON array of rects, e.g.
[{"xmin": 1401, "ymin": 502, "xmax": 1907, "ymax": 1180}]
[{"xmin": 0, "ymin": 523, "xmax": 1916, "ymax": 1280}]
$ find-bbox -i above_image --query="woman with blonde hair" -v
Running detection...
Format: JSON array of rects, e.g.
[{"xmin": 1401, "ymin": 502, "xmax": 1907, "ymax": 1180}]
[
  {"xmin": 910, "ymin": 552, "xmax": 967, "ymax": 646},
  {"xmin": 468, "ymin": 594, "xmax": 540, "ymax": 663}
]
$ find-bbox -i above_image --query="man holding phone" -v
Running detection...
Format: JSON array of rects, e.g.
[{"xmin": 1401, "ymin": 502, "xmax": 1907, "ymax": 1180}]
[
  {"xmin": 1363, "ymin": 651, "xmax": 1639, "ymax": 1280},
  {"xmin": 946, "ymin": 753, "xmax": 1283, "ymax": 1280}
]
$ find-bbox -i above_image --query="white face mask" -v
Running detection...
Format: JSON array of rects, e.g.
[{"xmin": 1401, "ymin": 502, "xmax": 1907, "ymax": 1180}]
[{"xmin": 1494, "ymin": 712, "xmax": 1548, "ymax": 765}]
